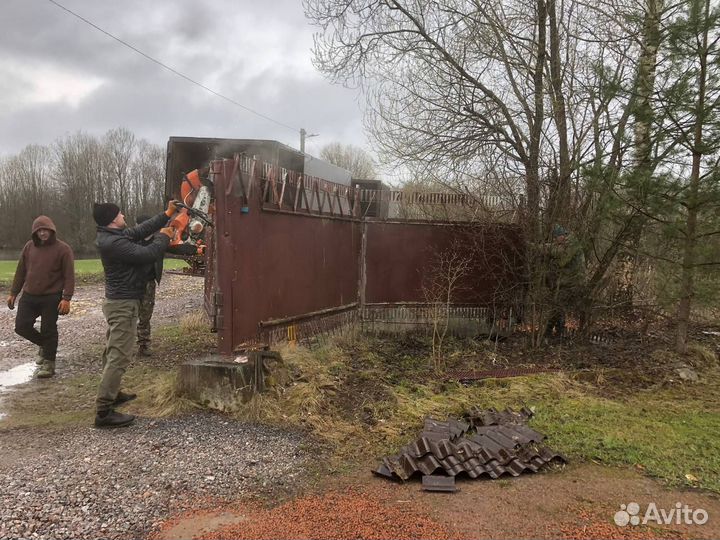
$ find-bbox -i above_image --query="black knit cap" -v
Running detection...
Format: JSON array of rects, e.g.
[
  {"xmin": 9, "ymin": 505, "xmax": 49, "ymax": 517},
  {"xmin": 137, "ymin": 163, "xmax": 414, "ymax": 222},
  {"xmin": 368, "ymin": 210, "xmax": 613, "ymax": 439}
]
[{"xmin": 93, "ymin": 202, "xmax": 120, "ymax": 226}]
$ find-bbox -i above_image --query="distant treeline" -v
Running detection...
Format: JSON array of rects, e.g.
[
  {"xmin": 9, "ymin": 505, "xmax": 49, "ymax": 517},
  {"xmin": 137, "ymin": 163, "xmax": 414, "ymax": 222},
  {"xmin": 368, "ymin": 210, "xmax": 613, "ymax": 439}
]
[{"xmin": 0, "ymin": 128, "xmax": 165, "ymax": 253}]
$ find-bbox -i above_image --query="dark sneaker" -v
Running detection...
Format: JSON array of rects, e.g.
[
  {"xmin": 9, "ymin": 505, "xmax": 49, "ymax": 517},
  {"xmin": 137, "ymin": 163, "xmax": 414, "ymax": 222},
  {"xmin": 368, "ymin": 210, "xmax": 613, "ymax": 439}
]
[
  {"xmin": 113, "ymin": 391, "xmax": 137, "ymax": 407},
  {"xmin": 136, "ymin": 346, "xmax": 152, "ymax": 357},
  {"xmin": 94, "ymin": 410, "xmax": 135, "ymax": 429}
]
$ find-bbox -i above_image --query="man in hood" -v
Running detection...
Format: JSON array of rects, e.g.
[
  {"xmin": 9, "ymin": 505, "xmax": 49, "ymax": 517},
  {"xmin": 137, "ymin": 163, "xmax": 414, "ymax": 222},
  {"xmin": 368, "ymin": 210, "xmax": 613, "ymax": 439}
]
[
  {"xmin": 7, "ymin": 216, "xmax": 75, "ymax": 378},
  {"xmin": 92, "ymin": 201, "xmax": 177, "ymax": 429}
]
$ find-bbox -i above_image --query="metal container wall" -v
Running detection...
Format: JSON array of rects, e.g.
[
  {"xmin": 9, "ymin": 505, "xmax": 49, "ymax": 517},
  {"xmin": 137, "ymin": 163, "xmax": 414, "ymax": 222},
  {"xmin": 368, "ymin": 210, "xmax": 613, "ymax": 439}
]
[
  {"xmin": 363, "ymin": 221, "xmax": 523, "ymax": 305},
  {"xmin": 165, "ymin": 137, "xmax": 305, "ymax": 200},
  {"xmin": 191, "ymin": 143, "xmax": 525, "ymax": 353},
  {"xmin": 212, "ymin": 158, "xmax": 361, "ymax": 354}
]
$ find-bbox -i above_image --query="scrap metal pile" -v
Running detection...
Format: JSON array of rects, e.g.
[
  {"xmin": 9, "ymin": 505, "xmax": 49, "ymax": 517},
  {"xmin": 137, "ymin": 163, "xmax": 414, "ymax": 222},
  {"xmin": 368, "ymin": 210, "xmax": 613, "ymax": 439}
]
[{"xmin": 374, "ymin": 407, "xmax": 566, "ymax": 490}]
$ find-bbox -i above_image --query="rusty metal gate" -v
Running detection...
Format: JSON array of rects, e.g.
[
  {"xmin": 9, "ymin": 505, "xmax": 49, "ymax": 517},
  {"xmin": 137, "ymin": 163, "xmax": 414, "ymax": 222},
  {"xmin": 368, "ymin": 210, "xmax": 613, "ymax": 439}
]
[
  {"xmin": 208, "ymin": 155, "xmax": 362, "ymax": 354},
  {"xmin": 168, "ymin": 144, "xmax": 523, "ymax": 355}
]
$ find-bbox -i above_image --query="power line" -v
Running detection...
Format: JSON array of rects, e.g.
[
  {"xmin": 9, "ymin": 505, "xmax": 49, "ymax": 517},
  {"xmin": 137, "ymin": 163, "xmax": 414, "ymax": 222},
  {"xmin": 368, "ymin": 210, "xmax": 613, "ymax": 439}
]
[{"xmin": 46, "ymin": 0, "xmax": 301, "ymax": 134}]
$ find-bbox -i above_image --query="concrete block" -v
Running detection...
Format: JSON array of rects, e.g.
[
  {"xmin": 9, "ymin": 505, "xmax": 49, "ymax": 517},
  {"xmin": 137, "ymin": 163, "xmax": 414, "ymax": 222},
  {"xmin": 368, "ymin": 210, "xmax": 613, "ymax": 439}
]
[{"xmin": 178, "ymin": 351, "xmax": 285, "ymax": 411}]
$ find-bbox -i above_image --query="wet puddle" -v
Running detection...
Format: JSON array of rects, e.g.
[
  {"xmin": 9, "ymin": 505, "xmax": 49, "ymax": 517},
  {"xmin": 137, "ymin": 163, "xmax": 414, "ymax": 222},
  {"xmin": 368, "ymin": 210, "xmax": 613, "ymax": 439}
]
[
  {"xmin": 0, "ymin": 362, "xmax": 35, "ymax": 419},
  {"xmin": 0, "ymin": 362, "xmax": 35, "ymax": 389}
]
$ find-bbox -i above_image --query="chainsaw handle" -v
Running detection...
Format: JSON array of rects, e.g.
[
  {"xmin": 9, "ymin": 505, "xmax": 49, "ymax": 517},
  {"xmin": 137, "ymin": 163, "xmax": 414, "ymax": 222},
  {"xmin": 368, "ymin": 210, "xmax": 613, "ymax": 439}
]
[{"xmin": 173, "ymin": 201, "xmax": 212, "ymax": 226}]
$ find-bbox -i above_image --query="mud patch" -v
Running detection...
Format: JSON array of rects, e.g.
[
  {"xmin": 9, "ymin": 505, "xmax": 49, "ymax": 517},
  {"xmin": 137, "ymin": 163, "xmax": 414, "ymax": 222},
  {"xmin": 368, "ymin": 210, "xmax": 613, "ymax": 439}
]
[{"xmin": 157, "ymin": 511, "xmax": 249, "ymax": 540}]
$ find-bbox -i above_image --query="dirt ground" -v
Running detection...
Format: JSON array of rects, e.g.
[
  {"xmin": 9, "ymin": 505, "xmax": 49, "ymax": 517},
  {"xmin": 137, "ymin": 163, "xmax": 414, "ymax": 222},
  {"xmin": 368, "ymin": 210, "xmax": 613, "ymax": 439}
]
[
  {"xmin": 2, "ymin": 279, "xmax": 720, "ymax": 539},
  {"xmin": 155, "ymin": 464, "xmax": 720, "ymax": 540}
]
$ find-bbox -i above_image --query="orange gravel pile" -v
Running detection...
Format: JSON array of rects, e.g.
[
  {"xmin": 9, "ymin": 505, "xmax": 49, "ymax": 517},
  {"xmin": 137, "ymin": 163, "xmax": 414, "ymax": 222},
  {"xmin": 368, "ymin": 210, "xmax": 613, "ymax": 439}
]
[{"xmin": 194, "ymin": 490, "xmax": 454, "ymax": 540}]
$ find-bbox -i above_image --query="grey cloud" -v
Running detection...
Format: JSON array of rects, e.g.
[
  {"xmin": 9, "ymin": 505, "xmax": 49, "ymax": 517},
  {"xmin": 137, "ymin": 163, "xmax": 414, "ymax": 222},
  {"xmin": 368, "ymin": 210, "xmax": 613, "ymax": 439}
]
[{"xmin": 0, "ymin": 0, "xmax": 369, "ymax": 160}]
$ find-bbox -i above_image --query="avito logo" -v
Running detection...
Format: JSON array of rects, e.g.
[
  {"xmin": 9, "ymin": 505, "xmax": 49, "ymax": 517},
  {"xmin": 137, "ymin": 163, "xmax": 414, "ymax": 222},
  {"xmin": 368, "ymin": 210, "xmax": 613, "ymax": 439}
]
[{"xmin": 614, "ymin": 502, "xmax": 709, "ymax": 527}]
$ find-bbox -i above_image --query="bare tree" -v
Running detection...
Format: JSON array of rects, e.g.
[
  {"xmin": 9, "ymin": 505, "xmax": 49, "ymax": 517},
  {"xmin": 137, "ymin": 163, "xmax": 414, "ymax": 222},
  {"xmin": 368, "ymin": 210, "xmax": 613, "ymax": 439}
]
[
  {"xmin": 0, "ymin": 157, "xmax": 27, "ymax": 248},
  {"xmin": 53, "ymin": 132, "xmax": 105, "ymax": 251},
  {"xmin": 319, "ymin": 142, "xmax": 377, "ymax": 179},
  {"xmin": 0, "ymin": 145, "xmax": 55, "ymax": 247},
  {"xmin": 306, "ymin": 0, "xmax": 720, "ymax": 346},
  {"xmin": 102, "ymin": 127, "xmax": 136, "ymax": 215},
  {"xmin": 422, "ymin": 248, "xmax": 472, "ymax": 373},
  {"xmin": 131, "ymin": 139, "xmax": 166, "ymax": 219},
  {"xmin": 305, "ymin": 0, "xmax": 618, "ymax": 238},
  {"xmin": 304, "ymin": 0, "xmax": 651, "ymax": 345},
  {"xmin": 0, "ymin": 130, "xmax": 166, "ymax": 253}
]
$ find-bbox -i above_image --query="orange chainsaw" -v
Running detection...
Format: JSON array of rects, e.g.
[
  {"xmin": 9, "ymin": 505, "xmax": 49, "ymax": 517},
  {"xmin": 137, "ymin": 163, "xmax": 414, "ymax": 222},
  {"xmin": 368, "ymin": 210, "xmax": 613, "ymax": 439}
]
[{"xmin": 167, "ymin": 167, "xmax": 213, "ymax": 256}]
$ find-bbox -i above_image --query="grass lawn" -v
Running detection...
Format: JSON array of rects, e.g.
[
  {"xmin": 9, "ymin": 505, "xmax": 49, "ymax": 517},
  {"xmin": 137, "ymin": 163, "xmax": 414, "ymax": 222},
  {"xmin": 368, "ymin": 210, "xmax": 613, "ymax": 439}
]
[
  {"xmin": 229, "ymin": 334, "xmax": 720, "ymax": 494},
  {"xmin": 0, "ymin": 258, "xmax": 188, "ymax": 287}
]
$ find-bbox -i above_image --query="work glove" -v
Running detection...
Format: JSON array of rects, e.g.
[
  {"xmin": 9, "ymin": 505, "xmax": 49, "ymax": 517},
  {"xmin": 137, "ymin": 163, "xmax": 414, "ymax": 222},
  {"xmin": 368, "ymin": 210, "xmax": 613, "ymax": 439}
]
[
  {"xmin": 58, "ymin": 299, "xmax": 71, "ymax": 315},
  {"xmin": 165, "ymin": 200, "xmax": 180, "ymax": 217},
  {"xmin": 159, "ymin": 226, "xmax": 176, "ymax": 239},
  {"xmin": 7, "ymin": 295, "xmax": 15, "ymax": 310}
]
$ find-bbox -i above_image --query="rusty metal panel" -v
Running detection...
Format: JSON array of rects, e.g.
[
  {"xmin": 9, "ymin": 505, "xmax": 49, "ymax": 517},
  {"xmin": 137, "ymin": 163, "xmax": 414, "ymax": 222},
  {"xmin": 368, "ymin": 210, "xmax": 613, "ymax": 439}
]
[
  {"xmin": 446, "ymin": 369, "xmax": 561, "ymax": 383},
  {"xmin": 261, "ymin": 168, "xmax": 361, "ymax": 218},
  {"xmin": 364, "ymin": 221, "xmax": 524, "ymax": 306},
  {"xmin": 165, "ymin": 137, "xmax": 303, "ymax": 200},
  {"xmin": 202, "ymin": 222, "xmax": 218, "ymax": 331},
  {"xmin": 212, "ymin": 157, "xmax": 361, "ymax": 353},
  {"xmin": 260, "ymin": 303, "xmax": 358, "ymax": 346},
  {"xmin": 361, "ymin": 303, "xmax": 493, "ymax": 337},
  {"xmin": 175, "ymin": 140, "xmax": 526, "ymax": 353}
]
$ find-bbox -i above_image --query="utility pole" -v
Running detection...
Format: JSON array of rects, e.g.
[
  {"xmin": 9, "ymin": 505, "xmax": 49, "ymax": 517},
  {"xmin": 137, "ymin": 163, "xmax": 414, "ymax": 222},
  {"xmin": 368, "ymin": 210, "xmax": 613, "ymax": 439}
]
[{"xmin": 300, "ymin": 128, "xmax": 318, "ymax": 153}]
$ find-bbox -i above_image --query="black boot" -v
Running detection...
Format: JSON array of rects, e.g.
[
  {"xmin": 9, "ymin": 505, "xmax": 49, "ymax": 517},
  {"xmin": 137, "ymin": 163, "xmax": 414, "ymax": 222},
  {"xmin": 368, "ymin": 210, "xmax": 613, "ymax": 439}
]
[{"xmin": 94, "ymin": 409, "xmax": 135, "ymax": 429}]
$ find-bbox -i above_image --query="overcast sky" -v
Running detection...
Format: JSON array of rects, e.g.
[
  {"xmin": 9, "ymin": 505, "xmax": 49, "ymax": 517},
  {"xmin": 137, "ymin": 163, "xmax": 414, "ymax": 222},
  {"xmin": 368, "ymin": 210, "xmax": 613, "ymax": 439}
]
[{"xmin": 0, "ymin": 0, "xmax": 368, "ymax": 159}]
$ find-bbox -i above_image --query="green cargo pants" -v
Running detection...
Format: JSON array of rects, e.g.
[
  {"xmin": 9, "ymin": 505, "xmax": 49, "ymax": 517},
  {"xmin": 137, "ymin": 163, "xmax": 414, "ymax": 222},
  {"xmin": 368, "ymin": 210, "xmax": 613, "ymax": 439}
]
[{"xmin": 96, "ymin": 299, "xmax": 140, "ymax": 413}]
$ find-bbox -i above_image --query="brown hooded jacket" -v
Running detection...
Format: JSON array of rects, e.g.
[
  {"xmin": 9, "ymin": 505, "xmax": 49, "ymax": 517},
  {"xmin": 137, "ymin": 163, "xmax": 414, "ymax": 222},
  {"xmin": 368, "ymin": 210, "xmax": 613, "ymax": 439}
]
[{"xmin": 10, "ymin": 216, "xmax": 75, "ymax": 299}]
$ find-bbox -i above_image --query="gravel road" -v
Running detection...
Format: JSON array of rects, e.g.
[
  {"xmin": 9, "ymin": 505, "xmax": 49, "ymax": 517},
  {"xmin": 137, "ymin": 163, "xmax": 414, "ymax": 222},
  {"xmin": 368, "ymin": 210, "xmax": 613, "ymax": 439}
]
[
  {"xmin": 0, "ymin": 415, "xmax": 308, "ymax": 540},
  {"xmin": 0, "ymin": 273, "xmax": 204, "ymax": 374},
  {"xmin": 0, "ymin": 275, "xmax": 312, "ymax": 540}
]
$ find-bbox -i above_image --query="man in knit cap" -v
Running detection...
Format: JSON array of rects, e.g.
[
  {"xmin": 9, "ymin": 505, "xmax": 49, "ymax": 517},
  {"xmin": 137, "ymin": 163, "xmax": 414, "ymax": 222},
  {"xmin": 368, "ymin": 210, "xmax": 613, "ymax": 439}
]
[
  {"xmin": 92, "ymin": 200, "xmax": 177, "ymax": 428},
  {"xmin": 7, "ymin": 216, "xmax": 75, "ymax": 378}
]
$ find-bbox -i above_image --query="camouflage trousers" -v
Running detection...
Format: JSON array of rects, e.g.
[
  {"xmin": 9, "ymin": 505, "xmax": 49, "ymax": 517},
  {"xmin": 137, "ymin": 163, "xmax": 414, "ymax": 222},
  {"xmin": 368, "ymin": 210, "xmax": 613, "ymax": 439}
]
[{"xmin": 137, "ymin": 280, "xmax": 156, "ymax": 347}]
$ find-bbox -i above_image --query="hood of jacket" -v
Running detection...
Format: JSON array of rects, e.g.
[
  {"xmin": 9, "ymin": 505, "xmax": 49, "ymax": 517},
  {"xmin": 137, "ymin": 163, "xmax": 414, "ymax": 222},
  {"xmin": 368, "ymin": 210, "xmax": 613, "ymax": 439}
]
[{"xmin": 31, "ymin": 215, "xmax": 57, "ymax": 246}]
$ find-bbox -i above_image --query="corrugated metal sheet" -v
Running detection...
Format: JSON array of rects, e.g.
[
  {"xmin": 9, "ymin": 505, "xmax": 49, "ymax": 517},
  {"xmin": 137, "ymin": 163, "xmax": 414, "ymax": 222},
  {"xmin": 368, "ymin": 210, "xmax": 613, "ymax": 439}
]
[
  {"xmin": 465, "ymin": 406, "xmax": 534, "ymax": 426},
  {"xmin": 374, "ymin": 411, "xmax": 565, "ymax": 482}
]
